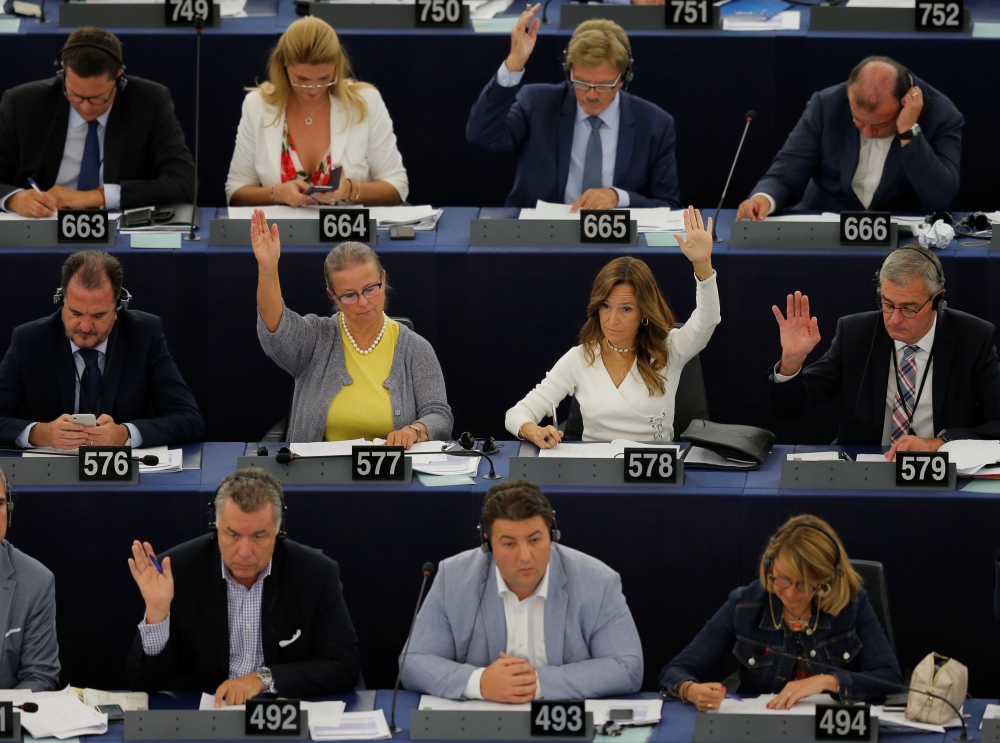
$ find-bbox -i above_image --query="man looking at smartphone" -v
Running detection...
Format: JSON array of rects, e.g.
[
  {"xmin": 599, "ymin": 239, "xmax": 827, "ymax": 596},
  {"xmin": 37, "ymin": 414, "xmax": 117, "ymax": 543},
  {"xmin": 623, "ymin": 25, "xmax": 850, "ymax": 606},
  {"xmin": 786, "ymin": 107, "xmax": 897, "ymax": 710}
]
[{"xmin": 0, "ymin": 250, "xmax": 204, "ymax": 449}]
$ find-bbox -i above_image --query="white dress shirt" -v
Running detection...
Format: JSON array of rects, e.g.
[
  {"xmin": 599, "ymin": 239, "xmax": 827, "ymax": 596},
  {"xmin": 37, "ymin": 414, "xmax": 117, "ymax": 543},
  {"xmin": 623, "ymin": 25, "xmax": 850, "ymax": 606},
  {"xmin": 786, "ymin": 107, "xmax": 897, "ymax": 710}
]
[
  {"xmin": 505, "ymin": 272, "xmax": 721, "ymax": 442},
  {"xmin": 771, "ymin": 317, "xmax": 936, "ymax": 445},
  {"xmin": 494, "ymin": 63, "xmax": 629, "ymax": 207},
  {"xmin": 754, "ymin": 131, "xmax": 892, "ymax": 213},
  {"xmin": 462, "ymin": 564, "xmax": 550, "ymax": 700},
  {"xmin": 16, "ymin": 338, "xmax": 142, "ymax": 448},
  {"xmin": 3, "ymin": 106, "xmax": 121, "ymax": 211}
]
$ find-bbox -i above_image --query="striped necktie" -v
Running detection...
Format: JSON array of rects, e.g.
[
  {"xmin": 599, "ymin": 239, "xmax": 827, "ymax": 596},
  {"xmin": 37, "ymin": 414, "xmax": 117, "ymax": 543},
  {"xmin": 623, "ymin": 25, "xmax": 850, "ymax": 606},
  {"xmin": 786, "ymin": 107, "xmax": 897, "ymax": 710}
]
[{"xmin": 889, "ymin": 345, "xmax": 920, "ymax": 443}]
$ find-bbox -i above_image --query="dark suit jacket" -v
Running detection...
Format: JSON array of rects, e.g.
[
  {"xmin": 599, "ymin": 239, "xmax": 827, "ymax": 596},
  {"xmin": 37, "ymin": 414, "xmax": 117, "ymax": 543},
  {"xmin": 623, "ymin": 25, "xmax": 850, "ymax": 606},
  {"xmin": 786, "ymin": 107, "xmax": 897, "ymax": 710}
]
[
  {"xmin": 0, "ymin": 75, "xmax": 194, "ymax": 208},
  {"xmin": 767, "ymin": 309, "xmax": 1000, "ymax": 445},
  {"xmin": 466, "ymin": 78, "xmax": 680, "ymax": 208},
  {"xmin": 127, "ymin": 535, "xmax": 361, "ymax": 697},
  {"xmin": 0, "ymin": 310, "xmax": 204, "ymax": 447},
  {"xmin": 750, "ymin": 76, "xmax": 963, "ymax": 213}
]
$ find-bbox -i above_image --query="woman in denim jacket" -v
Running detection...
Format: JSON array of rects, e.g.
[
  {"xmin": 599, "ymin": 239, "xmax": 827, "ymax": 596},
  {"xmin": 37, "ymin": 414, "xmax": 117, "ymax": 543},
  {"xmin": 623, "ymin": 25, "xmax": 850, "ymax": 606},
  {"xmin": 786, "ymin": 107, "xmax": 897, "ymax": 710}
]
[{"xmin": 659, "ymin": 515, "xmax": 901, "ymax": 712}]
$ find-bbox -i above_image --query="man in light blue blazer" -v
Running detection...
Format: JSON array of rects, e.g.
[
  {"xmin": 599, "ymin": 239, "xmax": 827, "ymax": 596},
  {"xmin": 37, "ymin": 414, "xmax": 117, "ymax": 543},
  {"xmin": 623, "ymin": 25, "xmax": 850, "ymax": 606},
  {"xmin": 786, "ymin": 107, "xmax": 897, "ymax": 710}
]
[
  {"xmin": 400, "ymin": 481, "xmax": 642, "ymax": 701},
  {"xmin": 0, "ymin": 467, "xmax": 60, "ymax": 691},
  {"xmin": 737, "ymin": 56, "xmax": 962, "ymax": 219},
  {"xmin": 466, "ymin": 10, "xmax": 680, "ymax": 211}
]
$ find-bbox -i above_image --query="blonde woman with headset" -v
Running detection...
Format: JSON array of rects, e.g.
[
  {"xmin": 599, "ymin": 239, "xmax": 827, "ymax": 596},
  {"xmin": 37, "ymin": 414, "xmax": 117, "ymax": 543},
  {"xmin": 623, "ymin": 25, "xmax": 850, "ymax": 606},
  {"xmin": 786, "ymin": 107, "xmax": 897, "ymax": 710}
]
[
  {"xmin": 226, "ymin": 16, "xmax": 407, "ymax": 207},
  {"xmin": 659, "ymin": 515, "xmax": 902, "ymax": 710}
]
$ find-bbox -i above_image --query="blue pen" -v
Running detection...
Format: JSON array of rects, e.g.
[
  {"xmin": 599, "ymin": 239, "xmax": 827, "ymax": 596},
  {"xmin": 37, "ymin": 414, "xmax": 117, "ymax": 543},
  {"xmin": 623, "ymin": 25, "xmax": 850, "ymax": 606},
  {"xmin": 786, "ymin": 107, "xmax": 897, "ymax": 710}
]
[
  {"xmin": 148, "ymin": 553, "xmax": 164, "ymax": 574},
  {"xmin": 26, "ymin": 178, "xmax": 43, "ymax": 194}
]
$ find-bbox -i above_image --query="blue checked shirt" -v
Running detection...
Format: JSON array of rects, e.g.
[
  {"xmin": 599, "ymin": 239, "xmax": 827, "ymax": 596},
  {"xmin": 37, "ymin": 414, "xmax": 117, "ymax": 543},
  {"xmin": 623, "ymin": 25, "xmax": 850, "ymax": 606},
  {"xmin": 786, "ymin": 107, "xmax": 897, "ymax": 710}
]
[{"xmin": 138, "ymin": 557, "xmax": 275, "ymax": 692}]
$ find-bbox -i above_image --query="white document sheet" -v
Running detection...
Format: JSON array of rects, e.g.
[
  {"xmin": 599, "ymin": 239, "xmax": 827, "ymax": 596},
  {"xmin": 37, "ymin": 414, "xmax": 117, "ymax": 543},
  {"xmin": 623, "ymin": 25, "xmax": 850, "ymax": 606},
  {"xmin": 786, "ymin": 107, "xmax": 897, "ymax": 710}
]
[
  {"xmin": 846, "ymin": 0, "xmax": 913, "ymax": 7},
  {"xmin": 518, "ymin": 201, "xmax": 686, "ymax": 233},
  {"xmin": 370, "ymin": 440, "xmax": 480, "ymax": 475},
  {"xmin": 538, "ymin": 440, "xmax": 671, "ymax": 459},
  {"xmin": 717, "ymin": 693, "xmax": 831, "ymax": 716},
  {"xmin": 786, "ymin": 451, "xmax": 842, "ymax": 461},
  {"xmin": 288, "ymin": 439, "xmax": 368, "ymax": 457},
  {"xmin": 20, "ymin": 694, "xmax": 108, "ymax": 739},
  {"xmin": 856, "ymin": 453, "xmax": 888, "ymax": 463},
  {"xmin": 198, "ymin": 692, "xmax": 243, "ymax": 710},
  {"xmin": 21, "ymin": 446, "xmax": 179, "ymax": 473},
  {"xmin": 81, "ymin": 689, "xmax": 148, "ymax": 711},
  {"xmin": 418, "ymin": 696, "xmax": 530, "ymax": 712},
  {"xmin": 938, "ymin": 440, "xmax": 1000, "ymax": 474},
  {"xmin": 310, "ymin": 710, "xmax": 391, "ymax": 740},
  {"xmin": 722, "ymin": 10, "xmax": 800, "ymax": 30},
  {"xmin": 416, "ymin": 697, "xmax": 662, "ymax": 726},
  {"xmin": 226, "ymin": 205, "xmax": 442, "ymax": 230}
]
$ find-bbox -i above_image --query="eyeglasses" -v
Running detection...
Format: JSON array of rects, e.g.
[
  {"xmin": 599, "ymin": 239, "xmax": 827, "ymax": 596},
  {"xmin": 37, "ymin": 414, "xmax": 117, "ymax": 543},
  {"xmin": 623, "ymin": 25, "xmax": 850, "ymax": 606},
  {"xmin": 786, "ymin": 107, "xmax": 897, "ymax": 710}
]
[
  {"xmin": 334, "ymin": 282, "xmax": 383, "ymax": 305},
  {"xmin": 876, "ymin": 294, "xmax": 935, "ymax": 319},
  {"xmin": 769, "ymin": 574, "xmax": 823, "ymax": 594},
  {"xmin": 289, "ymin": 78, "xmax": 337, "ymax": 89},
  {"xmin": 64, "ymin": 81, "xmax": 116, "ymax": 105},
  {"xmin": 569, "ymin": 72, "xmax": 623, "ymax": 94}
]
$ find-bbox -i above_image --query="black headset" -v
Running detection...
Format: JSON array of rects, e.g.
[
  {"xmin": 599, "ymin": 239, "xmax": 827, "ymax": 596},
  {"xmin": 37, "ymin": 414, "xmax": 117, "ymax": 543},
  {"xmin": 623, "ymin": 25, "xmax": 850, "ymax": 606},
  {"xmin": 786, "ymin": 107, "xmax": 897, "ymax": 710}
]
[
  {"xmin": 54, "ymin": 286, "xmax": 132, "ymax": 313},
  {"xmin": 873, "ymin": 245, "xmax": 946, "ymax": 313},
  {"xmin": 926, "ymin": 211, "xmax": 991, "ymax": 238},
  {"xmin": 763, "ymin": 520, "xmax": 842, "ymax": 595},
  {"xmin": 207, "ymin": 470, "xmax": 288, "ymax": 541},
  {"xmin": 561, "ymin": 30, "xmax": 634, "ymax": 89},
  {"xmin": 477, "ymin": 508, "xmax": 561, "ymax": 553},
  {"xmin": 458, "ymin": 431, "xmax": 499, "ymax": 456},
  {"xmin": 55, "ymin": 41, "xmax": 128, "ymax": 93}
]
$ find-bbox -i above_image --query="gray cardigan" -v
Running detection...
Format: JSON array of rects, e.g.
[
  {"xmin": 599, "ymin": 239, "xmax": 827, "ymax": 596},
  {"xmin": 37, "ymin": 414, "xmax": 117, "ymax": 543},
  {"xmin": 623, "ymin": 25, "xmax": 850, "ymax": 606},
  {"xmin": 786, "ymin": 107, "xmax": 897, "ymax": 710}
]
[{"xmin": 257, "ymin": 308, "xmax": 453, "ymax": 443}]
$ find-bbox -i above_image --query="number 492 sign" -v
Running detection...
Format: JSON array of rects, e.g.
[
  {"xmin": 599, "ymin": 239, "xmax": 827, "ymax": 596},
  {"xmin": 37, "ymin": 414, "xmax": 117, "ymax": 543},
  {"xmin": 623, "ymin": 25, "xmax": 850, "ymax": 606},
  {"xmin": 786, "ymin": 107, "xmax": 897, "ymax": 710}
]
[{"xmin": 246, "ymin": 700, "xmax": 301, "ymax": 736}]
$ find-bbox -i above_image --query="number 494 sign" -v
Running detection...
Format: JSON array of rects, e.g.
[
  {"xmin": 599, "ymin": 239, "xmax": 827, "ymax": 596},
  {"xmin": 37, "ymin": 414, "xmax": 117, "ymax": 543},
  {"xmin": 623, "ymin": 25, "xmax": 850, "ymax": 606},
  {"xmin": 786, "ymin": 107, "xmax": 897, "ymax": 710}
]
[
  {"xmin": 815, "ymin": 705, "xmax": 871, "ymax": 741},
  {"xmin": 166, "ymin": 0, "xmax": 213, "ymax": 25}
]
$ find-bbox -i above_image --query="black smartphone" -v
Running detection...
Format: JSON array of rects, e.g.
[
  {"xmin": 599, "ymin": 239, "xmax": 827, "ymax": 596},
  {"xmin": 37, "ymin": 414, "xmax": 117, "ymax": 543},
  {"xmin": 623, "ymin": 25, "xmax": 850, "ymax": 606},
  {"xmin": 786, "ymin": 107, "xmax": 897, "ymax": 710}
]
[{"xmin": 97, "ymin": 704, "xmax": 126, "ymax": 722}]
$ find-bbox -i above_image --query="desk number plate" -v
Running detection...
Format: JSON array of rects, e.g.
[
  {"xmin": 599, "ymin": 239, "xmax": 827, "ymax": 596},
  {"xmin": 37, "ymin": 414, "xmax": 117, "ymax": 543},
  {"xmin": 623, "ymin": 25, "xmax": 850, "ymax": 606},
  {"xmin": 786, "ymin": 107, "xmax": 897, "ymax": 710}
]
[
  {"xmin": 531, "ymin": 701, "xmax": 586, "ymax": 738},
  {"xmin": 916, "ymin": 1, "xmax": 963, "ymax": 30},
  {"xmin": 246, "ymin": 700, "xmax": 300, "ymax": 736},
  {"xmin": 352, "ymin": 445, "xmax": 405, "ymax": 481},
  {"xmin": 580, "ymin": 210, "xmax": 630, "ymax": 244},
  {"xmin": 624, "ymin": 447, "xmax": 679, "ymax": 484},
  {"xmin": 57, "ymin": 210, "xmax": 109, "ymax": 243},
  {"xmin": 895, "ymin": 451, "xmax": 949, "ymax": 487},
  {"xmin": 320, "ymin": 209, "xmax": 370, "ymax": 242},
  {"xmin": 166, "ymin": 0, "xmax": 214, "ymax": 25},
  {"xmin": 666, "ymin": 0, "xmax": 712, "ymax": 27},
  {"xmin": 816, "ymin": 705, "xmax": 871, "ymax": 741},
  {"xmin": 839, "ymin": 212, "xmax": 890, "ymax": 246},
  {"xmin": 79, "ymin": 446, "xmax": 133, "ymax": 482},
  {"xmin": 0, "ymin": 702, "xmax": 14, "ymax": 739},
  {"xmin": 416, "ymin": 0, "xmax": 462, "ymax": 27}
]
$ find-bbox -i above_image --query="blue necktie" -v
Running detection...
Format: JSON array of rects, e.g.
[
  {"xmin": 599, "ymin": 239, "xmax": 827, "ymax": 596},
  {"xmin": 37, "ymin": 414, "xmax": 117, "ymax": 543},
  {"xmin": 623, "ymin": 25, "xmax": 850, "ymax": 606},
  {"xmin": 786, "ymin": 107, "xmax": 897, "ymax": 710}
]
[
  {"xmin": 78, "ymin": 348, "xmax": 102, "ymax": 416},
  {"xmin": 581, "ymin": 115, "xmax": 604, "ymax": 192},
  {"xmin": 77, "ymin": 120, "xmax": 101, "ymax": 192}
]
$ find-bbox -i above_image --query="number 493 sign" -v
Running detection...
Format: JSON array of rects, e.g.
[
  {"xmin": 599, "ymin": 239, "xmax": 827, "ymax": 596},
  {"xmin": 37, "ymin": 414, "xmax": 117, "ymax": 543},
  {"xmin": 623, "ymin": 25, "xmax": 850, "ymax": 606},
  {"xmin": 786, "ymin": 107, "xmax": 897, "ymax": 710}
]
[{"xmin": 531, "ymin": 701, "xmax": 586, "ymax": 737}]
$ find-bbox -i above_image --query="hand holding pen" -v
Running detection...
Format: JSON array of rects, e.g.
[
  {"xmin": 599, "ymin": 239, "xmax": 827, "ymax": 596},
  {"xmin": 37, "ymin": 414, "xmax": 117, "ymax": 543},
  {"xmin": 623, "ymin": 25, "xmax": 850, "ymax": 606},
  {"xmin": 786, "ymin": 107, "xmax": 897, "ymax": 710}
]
[{"xmin": 127, "ymin": 539, "xmax": 174, "ymax": 625}]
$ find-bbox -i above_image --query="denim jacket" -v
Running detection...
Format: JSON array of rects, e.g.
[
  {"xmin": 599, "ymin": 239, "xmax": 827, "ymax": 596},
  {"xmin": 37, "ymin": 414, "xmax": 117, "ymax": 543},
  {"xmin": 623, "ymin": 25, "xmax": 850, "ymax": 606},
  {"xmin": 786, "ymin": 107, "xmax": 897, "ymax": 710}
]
[{"xmin": 659, "ymin": 581, "xmax": 901, "ymax": 701}]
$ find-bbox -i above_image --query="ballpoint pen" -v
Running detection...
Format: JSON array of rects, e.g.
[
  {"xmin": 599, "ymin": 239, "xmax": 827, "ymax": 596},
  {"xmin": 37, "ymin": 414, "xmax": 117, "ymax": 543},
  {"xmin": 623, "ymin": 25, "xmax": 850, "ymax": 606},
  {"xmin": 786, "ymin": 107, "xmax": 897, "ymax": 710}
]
[
  {"xmin": 148, "ymin": 553, "xmax": 164, "ymax": 574},
  {"xmin": 26, "ymin": 177, "xmax": 43, "ymax": 194}
]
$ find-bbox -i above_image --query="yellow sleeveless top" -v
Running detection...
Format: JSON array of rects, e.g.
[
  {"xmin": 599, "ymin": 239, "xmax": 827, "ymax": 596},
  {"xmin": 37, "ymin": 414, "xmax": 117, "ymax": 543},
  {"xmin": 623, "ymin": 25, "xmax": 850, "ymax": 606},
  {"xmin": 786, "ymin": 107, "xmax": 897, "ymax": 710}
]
[{"xmin": 324, "ymin": 315, "xmax": 399, "ymax": 441}]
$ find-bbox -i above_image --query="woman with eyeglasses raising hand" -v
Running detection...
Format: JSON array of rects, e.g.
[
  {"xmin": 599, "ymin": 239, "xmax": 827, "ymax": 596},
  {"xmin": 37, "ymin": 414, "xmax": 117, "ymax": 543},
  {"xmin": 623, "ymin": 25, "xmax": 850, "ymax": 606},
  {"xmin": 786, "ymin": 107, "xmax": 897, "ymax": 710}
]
[
  {"xmin": 659, "ymin": 515, "xmax": 901, "ymax": 712},
  {"xmin": 252, "ymin": 210, "xmax": 452, "ymax": 448},
  {"xmin": 227, "ymin": 16, "xmax": 408, "ymax": 208}
]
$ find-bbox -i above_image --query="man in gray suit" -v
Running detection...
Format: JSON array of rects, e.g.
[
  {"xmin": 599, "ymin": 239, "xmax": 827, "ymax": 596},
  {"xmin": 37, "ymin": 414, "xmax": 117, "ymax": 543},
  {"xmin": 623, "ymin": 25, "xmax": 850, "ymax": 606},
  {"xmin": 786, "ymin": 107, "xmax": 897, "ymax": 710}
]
[
  {"xmin": 400, "ymin": 480, "xmax": 642, "ymax": 701},
  {"xmin": 0, "ymin": 467, "xmax": 60, "ymax": 690}
]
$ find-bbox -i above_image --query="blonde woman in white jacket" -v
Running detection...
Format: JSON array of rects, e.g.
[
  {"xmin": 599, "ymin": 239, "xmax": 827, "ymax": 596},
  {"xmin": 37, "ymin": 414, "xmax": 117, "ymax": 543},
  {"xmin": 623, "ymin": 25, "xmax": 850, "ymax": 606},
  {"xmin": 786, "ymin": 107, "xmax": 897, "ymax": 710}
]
[{"xmin": 226, "ymin": 16, "xmax": 408, "ymax": 208}]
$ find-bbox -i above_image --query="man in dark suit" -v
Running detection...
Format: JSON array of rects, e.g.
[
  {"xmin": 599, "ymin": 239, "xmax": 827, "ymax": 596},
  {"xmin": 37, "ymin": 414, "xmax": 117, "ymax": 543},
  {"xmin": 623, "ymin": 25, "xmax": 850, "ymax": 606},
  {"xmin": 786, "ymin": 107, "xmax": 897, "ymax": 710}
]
[
  {"xmin": 767, "ymin": 246, "xmax": 1000, "ymax": 459},
  {"xmin": 127, "ymin": 468, "xmax": 360, "ymax": 703},
  {"xmin": 466, "ymin": 9, "xmax": 679, "ymax": 210},
  {"xmin": 0, "ymin": 250, "xmax": 203, "ymax": 449},
  {"xmin": 737, "ymin": 56, "xmax": 962, "ymax": 219},
  {"xmin": 0, "ymin": 27, "xmax": 194, "ymax": 218}
]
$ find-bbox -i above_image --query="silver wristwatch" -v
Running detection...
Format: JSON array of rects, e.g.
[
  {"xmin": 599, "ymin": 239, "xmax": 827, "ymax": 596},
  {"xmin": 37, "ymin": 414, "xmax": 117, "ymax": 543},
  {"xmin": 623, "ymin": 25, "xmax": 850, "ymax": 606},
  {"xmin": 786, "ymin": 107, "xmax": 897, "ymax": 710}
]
[
  {"xmin": 899, "ymin": 123, "xmax": 922, "ymax": 141},
  {"xmin": 256, "ymin": 667, "xmax": 273, "ymax": 690}
]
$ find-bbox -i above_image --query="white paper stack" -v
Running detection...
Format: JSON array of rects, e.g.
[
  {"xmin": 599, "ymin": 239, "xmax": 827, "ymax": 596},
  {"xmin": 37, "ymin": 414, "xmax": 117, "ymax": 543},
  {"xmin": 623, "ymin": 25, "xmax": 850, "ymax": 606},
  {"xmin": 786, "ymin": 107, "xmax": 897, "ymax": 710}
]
[
  {"xmin": 786, "ymin": 451, "xmax": 842, "ymax": 461},
  {"xmin": 198, "ymin": 692, "xmax": 243, "ymax": 710},
  {"xmin": 722, "ymin": 10, "xmax": 800, "ymax": 30},
  {"xmin": 372, "ymin": 440, "xmax": 480, "ymax": 476},
  {"xmin": 518, "ymin": 201, "xmax": 686, "ymax": 233},
  {"xmin": 288, "ymin": 439, "xmax": 368, "ymax": 457},
  {"xmin": 538, "ymin": 440, "xmax": 667, "ymax": 459},
  {"xmin": 417, "ymin": 697, "xmax": 662, "ymax": 726},
  {"xmin": 717, "ymin": 693, "xmax": 831, "ymax": 715},
  {"xmin": 309, "ymin": 710, "xmax": 391, "ymax": 740},
  {"xmin": 226, "ymin": 205, "xmax": 443, "ymax": 231},
  {"xmin": 82, "ymin": 689, "xmax": 148, "ymax": 711},
  {"xmin": 939, "ymin": 440, "xmax": 1000, "ymax": 475},
  {"xmin": 20, "ymin": 693, "xmax": 108, "ymax": 739}
]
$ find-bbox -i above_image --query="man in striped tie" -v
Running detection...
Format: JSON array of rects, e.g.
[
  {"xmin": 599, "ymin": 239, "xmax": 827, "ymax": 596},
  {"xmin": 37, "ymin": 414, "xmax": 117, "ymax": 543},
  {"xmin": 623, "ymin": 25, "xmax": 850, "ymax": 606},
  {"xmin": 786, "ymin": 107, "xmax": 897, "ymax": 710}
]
[{"xmin": 767, "ymin": 245, "xmax": 1000, "ymax": 458}]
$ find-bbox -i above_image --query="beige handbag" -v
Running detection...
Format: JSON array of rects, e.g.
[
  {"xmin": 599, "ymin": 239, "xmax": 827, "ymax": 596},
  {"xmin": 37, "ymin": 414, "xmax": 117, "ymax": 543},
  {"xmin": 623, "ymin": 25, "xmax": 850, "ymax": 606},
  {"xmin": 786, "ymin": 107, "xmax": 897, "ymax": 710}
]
[{"xmin": 905, "ymin": 652, "xmax": 968, "ymax": 724}]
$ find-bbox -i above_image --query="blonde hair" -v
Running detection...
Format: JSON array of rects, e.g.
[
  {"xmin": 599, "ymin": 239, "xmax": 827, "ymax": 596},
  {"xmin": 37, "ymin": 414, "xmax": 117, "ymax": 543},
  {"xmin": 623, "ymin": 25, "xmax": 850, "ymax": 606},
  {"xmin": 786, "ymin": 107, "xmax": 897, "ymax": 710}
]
[
  {"xmin": 565, "ymin": 19, "xmax": 632, "ymax": 75},
  {"xmin": 254, "ymin": 17, "xmax": 374, "ymax": 126},
  {"xmin": 758, "ymin": 515, "xmax": 862, "ymax": 616},
  {"xmin": 579, "ymin": 257, "xmax": 674, "ymax": 396}
]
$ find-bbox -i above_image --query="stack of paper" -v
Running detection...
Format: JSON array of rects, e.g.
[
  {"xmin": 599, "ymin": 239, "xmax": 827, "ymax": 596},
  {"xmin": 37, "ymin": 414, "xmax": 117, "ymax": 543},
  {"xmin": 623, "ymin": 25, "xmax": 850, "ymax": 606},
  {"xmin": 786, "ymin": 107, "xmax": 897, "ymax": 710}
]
[
  {"xmin": 518, "ymin": 201, "xmax": 686, "ymax": 233},
  {"xmin": 786, "ymin": 451, "xmax": 842, "ymax": 461},
  {"xmin": 226, "ymin": 205, "xmax": 442, "ymax": 231},
  {"xmin": 20, "ymin": 693, "xmax": 108, "ymax": 739},
  {"xmin": 310, "ymin": 710, "xmax": 391, "ymax": 740},
  {"xmin": 717, "ymin": 693, "xmax": 831, "ymax": 715},
  {"xmin": 538, "ymin": 440, "xmax": 669, "ymax": 459},
  {"xmin": 373, "ymin": 440, "xmax": 480, "ymax": 475},
  {"xmin": 0, "ymin": 212, "xmax": 121, "ymax": 222},
  {"xmin": 722, "ymin": 10, "xmax": 800, "ymax": 30},
  {"xmin": 288, "ymin": 439, "xmax": 368, "ymax": 457},
  {"xmin": 939, "ymin": 440, "xmax": 1000, "ymax": 476}
]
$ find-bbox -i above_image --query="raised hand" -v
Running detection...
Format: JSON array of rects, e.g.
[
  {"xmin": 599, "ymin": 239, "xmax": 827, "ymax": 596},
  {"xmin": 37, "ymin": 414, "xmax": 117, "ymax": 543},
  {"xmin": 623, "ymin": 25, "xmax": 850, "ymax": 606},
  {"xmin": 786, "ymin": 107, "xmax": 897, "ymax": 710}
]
[
  {"xmin": 771, "ymin": 291, "xmax": 821, "ymax": 376},
  {"xmin": 674, "ymin": 205, "xmax": 713, "ymax": 279},
  {"xmin": 128, "ymin": 540, "xmax": 174, "ymax": 625},
  {"xmin": 506, "ymin": 4, "xmax": 541, "ymax": 73},
  {"xmin": 250, "ymin": 209, "xmax": 281, "ymax": 274}
]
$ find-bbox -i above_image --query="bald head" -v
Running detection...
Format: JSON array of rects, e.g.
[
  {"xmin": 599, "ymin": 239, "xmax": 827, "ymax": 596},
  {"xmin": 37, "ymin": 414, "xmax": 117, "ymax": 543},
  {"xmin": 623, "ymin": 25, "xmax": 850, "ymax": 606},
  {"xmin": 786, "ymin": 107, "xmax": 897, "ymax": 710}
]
[{"xmin": 847, "ymin": 56, "xmax": 910, "ymax": 112}]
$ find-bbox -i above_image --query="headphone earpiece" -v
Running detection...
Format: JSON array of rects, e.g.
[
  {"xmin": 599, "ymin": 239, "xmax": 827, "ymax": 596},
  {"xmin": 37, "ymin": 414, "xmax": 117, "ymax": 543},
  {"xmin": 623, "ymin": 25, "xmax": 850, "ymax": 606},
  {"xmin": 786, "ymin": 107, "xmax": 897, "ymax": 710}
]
[
  {"xmin": 54, "ymin": 42, "xmax": 128, "ymax": 92},
  {"xmin": 459, "ymin": 431, "xmax": 476, "ymax": 450},
  {"xmin": 478, "ymin": 509, "xmax": 560, "ymax": 555},
  {"xmin": 874, "ymin": 246, "xmax": 946, "ymax": 312},
  {"xmin": 54, "ymin": 286, "xmax": 132, "ymax": 311}
]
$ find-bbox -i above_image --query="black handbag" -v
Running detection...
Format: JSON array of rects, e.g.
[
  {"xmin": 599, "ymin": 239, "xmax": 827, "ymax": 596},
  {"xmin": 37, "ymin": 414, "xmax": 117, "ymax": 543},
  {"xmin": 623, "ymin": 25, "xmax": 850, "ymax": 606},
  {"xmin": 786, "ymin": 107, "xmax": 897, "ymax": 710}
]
[{"xmin": 679, "ymin": 419, "xmax": 776, "ymax": 470}]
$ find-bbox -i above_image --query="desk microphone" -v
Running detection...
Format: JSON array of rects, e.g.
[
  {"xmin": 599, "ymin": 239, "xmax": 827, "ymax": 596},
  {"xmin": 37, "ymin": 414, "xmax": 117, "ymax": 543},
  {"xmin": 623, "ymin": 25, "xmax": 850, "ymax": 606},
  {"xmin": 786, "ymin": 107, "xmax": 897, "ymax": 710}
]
[
  {"xmin": 275, "ymin": 452, "xmax": 297, "ymax": 465},
  {"xmin": 711, "ymin": 110, "xmax": 755, "ymax": 243},
  {"xmin": 16, "ymin": 703, "xmax": 38, "ymax": 713},
  {"xmin": 751, "ymin": 644, "xmax": 971, "ymax": 741},
  {"xmin": 32, "ymin": 450, "xmax": 159, "ymax": 466},
  {"xmin": 390, "ymin": 562, "xmax": 435, "ymax": 733},
  {"xmin": 184, "ymin": 15, "xmax": 204, "ymax": 243},
  {"xmin": 439, "ymin": 449, "xmax": 501, "ymax": 479}
]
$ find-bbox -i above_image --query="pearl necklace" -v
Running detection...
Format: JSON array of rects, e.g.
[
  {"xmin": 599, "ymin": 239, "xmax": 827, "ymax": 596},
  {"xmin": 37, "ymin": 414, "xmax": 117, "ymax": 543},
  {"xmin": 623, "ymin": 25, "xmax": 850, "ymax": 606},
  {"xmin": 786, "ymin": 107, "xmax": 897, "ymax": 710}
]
[
  {"xmin": 341, "ymin": 312, "xmax": 387, "ymax": 355},
  {"xmin": 606, "ymin": 338, "xmax": 633, "ymax": 354}
]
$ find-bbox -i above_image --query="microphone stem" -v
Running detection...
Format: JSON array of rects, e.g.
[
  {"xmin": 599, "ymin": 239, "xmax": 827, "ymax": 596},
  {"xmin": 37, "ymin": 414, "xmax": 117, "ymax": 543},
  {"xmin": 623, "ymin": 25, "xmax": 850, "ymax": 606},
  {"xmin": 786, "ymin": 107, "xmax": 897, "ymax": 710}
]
[
  {"xmin": 761, "ymin": 647, "xmax": 971, "ymax": 741},
  {"xmin": 390, "ymin": 572, "xmax": 431, "ymax": 733},
  {"xmin": 712, "ymin": 118, "xmax": 752, "ymax": 243},
  {"xmin": 540, "ymin": 0, "xmax": 554, "ymax": 23},
  {"xmin": 185, "ymin": 23, "xmax": 203, "ymax": 242}
]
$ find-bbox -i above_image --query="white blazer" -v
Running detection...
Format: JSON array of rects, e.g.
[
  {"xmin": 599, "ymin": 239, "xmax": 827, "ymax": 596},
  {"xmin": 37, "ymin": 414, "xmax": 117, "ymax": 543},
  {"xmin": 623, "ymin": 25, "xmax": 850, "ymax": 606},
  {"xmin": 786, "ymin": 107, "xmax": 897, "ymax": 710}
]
[
  {"xmin": 225, "ymin": 87, "xmax": 409, "ymax": 204},
  {"xmin": 505, "ymin": 272, "xmax": 721, "ymax": 442}
]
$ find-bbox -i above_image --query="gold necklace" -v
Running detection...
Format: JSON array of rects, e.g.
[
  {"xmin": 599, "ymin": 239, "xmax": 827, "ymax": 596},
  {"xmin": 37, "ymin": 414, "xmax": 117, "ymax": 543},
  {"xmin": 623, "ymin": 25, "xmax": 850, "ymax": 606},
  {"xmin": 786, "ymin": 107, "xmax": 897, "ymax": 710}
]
[
  {"xmin": 769, "ymin": 594, "xmax": 820, "ymax": 634},
  {"xmin": 603, "ymin": 346, "xmax": 634, "ymax": 381},
  {"xmin": 293, "ymin": 96, "xmax": 329, "ymax": 126}
]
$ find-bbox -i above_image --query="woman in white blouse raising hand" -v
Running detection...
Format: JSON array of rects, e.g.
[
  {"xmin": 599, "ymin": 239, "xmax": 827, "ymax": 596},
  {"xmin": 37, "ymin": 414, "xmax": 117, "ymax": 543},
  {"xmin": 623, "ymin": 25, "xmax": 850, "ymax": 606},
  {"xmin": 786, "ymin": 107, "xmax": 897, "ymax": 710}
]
[{"xmin": 506, "ymin": 206, "xmax": 720, "ymax": 446}]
